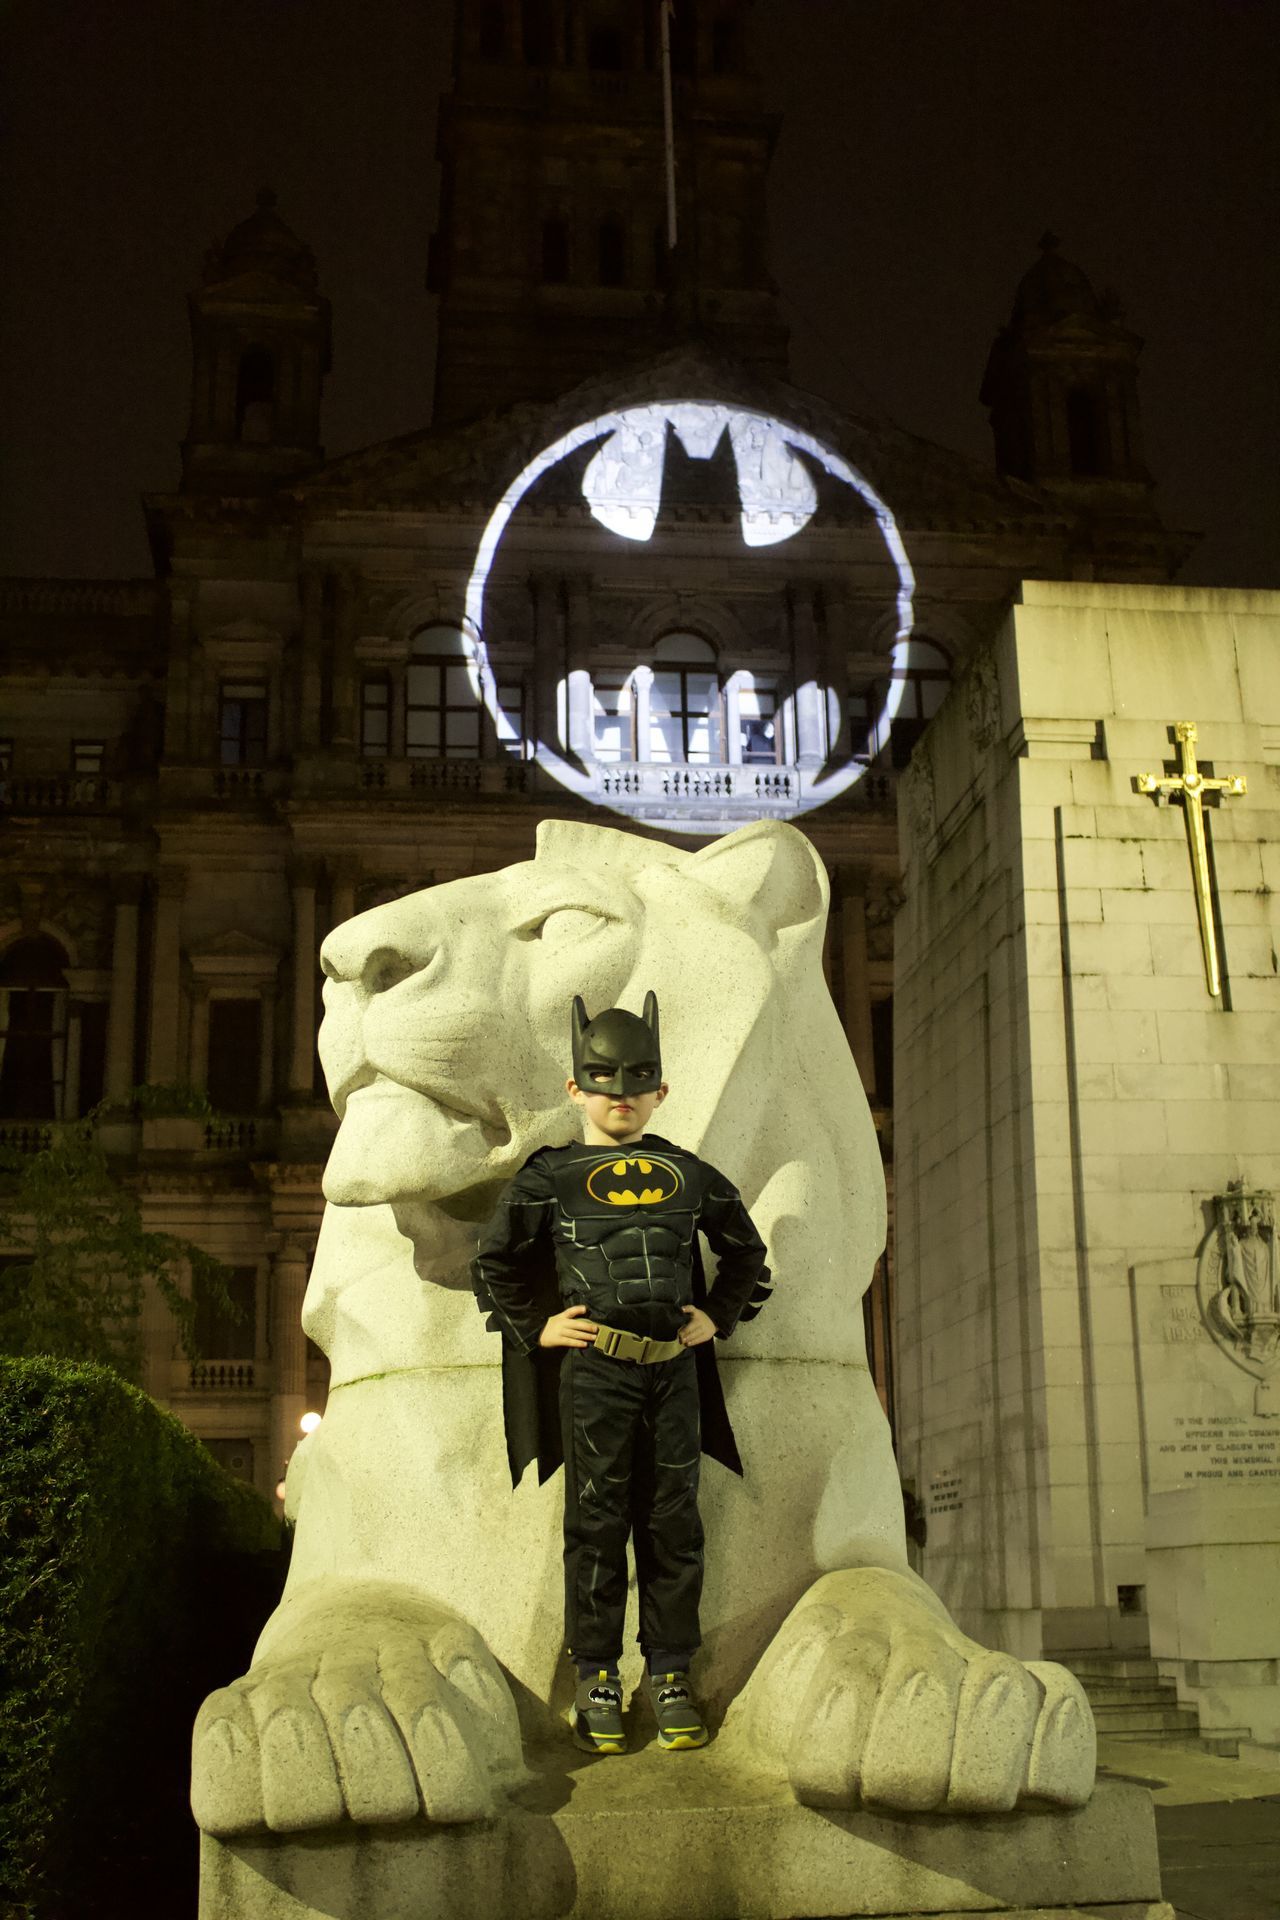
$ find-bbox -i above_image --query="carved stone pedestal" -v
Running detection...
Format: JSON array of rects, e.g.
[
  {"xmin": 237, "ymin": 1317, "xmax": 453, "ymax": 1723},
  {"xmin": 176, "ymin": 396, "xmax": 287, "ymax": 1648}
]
[{"xmin": 199, "ymin": 1752, "xmax": 1169, "ymax": 1920}]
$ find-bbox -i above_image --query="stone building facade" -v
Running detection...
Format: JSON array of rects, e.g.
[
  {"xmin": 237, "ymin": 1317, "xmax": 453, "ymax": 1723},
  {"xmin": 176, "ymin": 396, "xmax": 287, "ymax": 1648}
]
[{"xmin": 0, "ymin": 0, "xmax": 1189, "ymax": 1502}]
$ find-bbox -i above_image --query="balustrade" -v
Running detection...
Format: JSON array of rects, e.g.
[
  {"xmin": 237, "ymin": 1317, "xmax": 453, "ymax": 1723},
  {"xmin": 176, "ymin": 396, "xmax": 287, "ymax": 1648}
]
[
  {"xmin": 188, "ymin": 1360, "xmax": 258, "ymax": 1391},
  {"xmin": 0, "ymin": 775, "xmax": 118, "ymax": 812}
]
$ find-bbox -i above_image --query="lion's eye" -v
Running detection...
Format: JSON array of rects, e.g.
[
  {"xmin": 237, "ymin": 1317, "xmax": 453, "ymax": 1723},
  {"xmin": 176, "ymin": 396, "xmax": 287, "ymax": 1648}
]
[{"xmin": 523, "ymin": 907, "xmax": 605, "ymax": 945}]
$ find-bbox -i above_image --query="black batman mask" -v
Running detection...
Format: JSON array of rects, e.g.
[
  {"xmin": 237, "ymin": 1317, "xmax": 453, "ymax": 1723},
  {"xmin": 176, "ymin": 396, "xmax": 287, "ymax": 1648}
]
[{"xmin": 571, "ymin": 992, "xmax": 662, "ymax": 1099}]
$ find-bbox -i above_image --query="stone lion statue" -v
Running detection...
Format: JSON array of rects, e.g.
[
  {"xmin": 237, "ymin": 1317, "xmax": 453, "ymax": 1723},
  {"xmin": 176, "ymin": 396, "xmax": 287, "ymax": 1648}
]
[{"xmin": 192, "ymin": 819, "xmax": 1093, "ymax": 1837}]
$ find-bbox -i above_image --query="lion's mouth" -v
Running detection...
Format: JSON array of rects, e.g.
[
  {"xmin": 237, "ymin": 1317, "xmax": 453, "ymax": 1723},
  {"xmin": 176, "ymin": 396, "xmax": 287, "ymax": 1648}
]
[{"xmin": 334, "ymin": 1068, "xmax": 492, "ymax": 1135}]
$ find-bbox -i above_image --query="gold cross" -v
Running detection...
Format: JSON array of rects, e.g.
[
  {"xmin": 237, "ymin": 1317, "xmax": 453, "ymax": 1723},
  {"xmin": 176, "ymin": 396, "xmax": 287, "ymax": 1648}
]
[{"xmin": 1133, "ymin": 721, "xmax": 1247, "ymax": 998}]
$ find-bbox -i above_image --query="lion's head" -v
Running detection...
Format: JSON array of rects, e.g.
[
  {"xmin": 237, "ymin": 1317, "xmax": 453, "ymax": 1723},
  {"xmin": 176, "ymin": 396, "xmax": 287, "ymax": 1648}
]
[{"xmin": 318, "ymin": 819, "xmax": 877, "ymax": 1270}]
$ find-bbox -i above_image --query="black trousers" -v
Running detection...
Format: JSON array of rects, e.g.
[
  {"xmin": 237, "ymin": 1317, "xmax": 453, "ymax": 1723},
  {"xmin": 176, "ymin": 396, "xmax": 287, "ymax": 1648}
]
[{"xmin": 559, "ymin": 1345, "xmax": 704, "ymax": 1665}]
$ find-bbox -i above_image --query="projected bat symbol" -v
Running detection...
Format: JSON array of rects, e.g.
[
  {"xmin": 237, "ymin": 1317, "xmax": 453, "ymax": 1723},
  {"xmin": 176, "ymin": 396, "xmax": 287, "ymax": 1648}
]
[{"xmin": 580, "ymin": 402, "xmax": 818, "ymax": 548}]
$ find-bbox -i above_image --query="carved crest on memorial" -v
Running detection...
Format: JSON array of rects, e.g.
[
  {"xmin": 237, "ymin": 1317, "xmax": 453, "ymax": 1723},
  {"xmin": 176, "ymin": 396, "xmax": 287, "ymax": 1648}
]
[{"xmin": 1197, "ymin": 1185, "xmax": 1279, "ymax": 1414}]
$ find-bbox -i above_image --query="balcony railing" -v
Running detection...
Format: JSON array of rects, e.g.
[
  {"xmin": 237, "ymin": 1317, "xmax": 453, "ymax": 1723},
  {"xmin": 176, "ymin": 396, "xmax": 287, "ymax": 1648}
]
[
  {"xmin": 185, "ymin": 1360, "xmax": 260, "ymax": 1392},
  {"xmin": 0, "ymin": 775, "xmax": 120, "ymax": 814},
  {"xmin": 357, "ymin": 757, "xmax": 530, "ymax": 797},
  {"xmin": 0, "ymin": 1121, "xmax": 55, "ymax": 1154},
  {"xmin": 145, "ymin": 755, "xmax": 895, "ymax": 825}
]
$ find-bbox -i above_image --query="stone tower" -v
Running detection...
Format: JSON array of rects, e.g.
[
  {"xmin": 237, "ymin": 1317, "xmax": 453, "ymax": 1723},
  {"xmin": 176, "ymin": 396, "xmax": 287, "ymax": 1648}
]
[
  {"xmin": 427, "ymin": 0, "xmax": 789, "ymax": 425},
  {"xmin": 980, "ymin": 234, "xmax": 1152, "ymax": 489},
  {"xmin": 980, "ymin": 235, "xmax": 1189, "ymax": 578},
  {"xmin": 181, "ymin": 188, "xmax": 332, "ymax": 493}
]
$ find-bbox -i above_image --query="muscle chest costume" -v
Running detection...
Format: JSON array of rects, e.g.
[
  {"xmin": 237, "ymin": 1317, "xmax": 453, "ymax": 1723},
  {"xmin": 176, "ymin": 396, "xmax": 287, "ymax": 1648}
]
[{"xmin": 474, "ymin": 1133, "xmax": 771, "ymax": 1482}]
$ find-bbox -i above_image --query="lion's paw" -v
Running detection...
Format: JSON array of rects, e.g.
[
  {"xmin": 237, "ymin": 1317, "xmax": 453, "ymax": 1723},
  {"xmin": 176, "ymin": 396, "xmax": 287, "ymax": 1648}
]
[
  {"xmin": 728, "ymin": 1568, "xmax": 1095, "ymax": 1814},
  {"xmin": 191, "ymin": 1582, "xmax": 524, "ymax": 1836}
]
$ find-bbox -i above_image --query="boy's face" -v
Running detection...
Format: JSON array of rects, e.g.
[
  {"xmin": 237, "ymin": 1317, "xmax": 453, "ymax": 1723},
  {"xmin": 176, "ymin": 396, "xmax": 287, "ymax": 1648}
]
[{"xmin": 566, "ymin": 1071, "xmax": 667, "ymax": 1144}]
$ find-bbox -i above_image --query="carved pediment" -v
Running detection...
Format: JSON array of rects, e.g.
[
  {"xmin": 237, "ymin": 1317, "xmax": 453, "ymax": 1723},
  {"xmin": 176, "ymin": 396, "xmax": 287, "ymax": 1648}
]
[
  {"xmin": 188, "ymin": 928, "xmax": 281, "ymax": 983},
  {"xmin": 297, "ymin": 345, "xmax": 1071, "ymax": 537}
]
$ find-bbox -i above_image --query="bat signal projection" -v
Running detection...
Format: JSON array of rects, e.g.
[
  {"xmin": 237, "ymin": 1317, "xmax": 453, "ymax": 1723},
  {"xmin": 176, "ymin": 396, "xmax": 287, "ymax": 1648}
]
[{"xmin": 457, "ymin": 400, "xmax": 917, "ymax": 828}]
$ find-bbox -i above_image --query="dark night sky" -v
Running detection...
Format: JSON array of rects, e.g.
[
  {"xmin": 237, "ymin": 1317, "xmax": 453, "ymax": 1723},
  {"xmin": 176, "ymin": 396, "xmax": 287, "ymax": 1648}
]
[{"xmin": 1, "ymin": 1, "xmax": 1276, "ymax": 587}]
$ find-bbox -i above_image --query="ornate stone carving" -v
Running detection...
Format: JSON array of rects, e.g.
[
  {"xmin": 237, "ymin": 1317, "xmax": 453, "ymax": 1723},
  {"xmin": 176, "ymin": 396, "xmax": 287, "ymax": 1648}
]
[
  {"xmin": 1198, "ymin": 1185, "xmax": 1279, "ymax": 1414},
  {"xmin": 900, "ymin": 745, "xmax": 937, "ymax": 851},
  {"xmin": 965, "ymin": 646, "xmax": 1002, "ymax": 752}
]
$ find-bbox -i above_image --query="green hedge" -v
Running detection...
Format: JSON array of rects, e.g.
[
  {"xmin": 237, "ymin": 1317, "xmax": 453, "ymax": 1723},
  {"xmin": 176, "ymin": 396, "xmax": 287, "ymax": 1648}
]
[{"xmin": 0, "ymin": 1358, "xmax": 284, "ymax": 1920}]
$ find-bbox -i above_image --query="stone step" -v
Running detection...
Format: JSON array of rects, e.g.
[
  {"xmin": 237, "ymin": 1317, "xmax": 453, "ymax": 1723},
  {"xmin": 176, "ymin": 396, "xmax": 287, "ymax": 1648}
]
[
  {"xmin": 1058, "ymin": 1652, "xmax": 1161, "ymax": 1682},
  {"xmin": 1091, "ymin": 1705, "xmax": 1201, "ymax": 1734},
  {"xmin": 1079, "ymin": 1683, "xmax": 1183, "ymax": 1709},
  {"xmin": 1199, "ymin": 1728, "xmax": 1251, "ymax": 1759}
]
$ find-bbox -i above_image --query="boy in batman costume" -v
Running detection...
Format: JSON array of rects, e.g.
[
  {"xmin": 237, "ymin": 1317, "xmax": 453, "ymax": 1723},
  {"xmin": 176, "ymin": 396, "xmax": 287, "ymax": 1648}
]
[{"xmin": 472, "ymin": 992, "xmax": 770, "ymax": 1755}]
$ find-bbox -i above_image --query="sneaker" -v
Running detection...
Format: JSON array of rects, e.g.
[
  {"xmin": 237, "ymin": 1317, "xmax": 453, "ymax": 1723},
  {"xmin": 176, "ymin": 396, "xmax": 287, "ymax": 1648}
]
[
  {"xmin": 572, "ymin": 1670, "xmax": 626, "ymax": 1756},
  {"xmin": 648, "ymin": 1671, "xmax": 709, "ymax": 1751}
]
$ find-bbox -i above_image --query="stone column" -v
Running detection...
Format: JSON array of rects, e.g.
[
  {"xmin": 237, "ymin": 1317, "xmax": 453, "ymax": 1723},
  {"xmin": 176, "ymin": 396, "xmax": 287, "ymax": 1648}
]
[
  {"xmin": 142, "ymin": 1273, "xmax": 178, "ymax": 1402},
  {"xmin": 823, "ymin": 590, "xmax": 853, "ymax": 763},
  {"xmin": 147, "ymin": 867, "xmax": 185, "ymax": 1087},
  {"xmin": 330, "ymin": 571, "xmax": 358, "ymax": 751},
  {"xmin": 790, "ymin": 589, "xmax": 826, "ymax": 768},
  {"xmin": 188, "ymin": 983, "xmax": 211, "ymax": 1090},
  {"xmin": 258, "ymin": 988, "xmax": 277, "ymax": 1109},
  {"xmin": 839, "ymin": 877, "xmax": 875, "ymax": 1094},
  {"xmin": 298, "ymin": 567, "xmax": 325, "ymax": 750},
  {"xmin": 632, "ymin": 664, "xmax": 653, "ymax": 763},
  {"xmin": 163, "ymin": 582, "xmax": 196, "ymax": 762},
  {"xmin": 564, "ymin": 577, "xmax": 595, "ymax": 760},
  {"xmin": 530, "ymin": 574, "xmax": 563, "ymax": 755},
  {"xmin": 288, "ymin": 861, "xmax": 320, "ymax": 1097},
  {"xmin": 62, "ymin": 1008, "xmax": 81, "ymax": 1122},
  {"xmin": 724, "ymin": 673, "xmax": 744, "ymax": 766},
  {"xmin": 330, "ymin": 865, "xmax": 357, "ymax": 933},
  {"xmin": 268, "ymin": 1235, "xmax": 311, "ymax": 1493},
  {"xmin": 105, "ymin": 882, "xmax": 141, "ymax": 1104}
]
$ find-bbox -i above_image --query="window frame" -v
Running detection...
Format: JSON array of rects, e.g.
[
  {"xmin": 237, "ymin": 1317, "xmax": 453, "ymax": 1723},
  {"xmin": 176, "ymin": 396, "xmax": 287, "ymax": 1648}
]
[
  {"xmin": 218, "ymin": 681, "xmax": 268, "ymax": 769},
  {"xmin": 406, "ymin": 630, "xmax": 482, "ymax": 761},
  {"xmin": 360, "ymin": 674, "xmax": 391, "ymax": 759},
  {"xmin": 71, "ymin": 740, "xmax": 105, "ymax": 776}
]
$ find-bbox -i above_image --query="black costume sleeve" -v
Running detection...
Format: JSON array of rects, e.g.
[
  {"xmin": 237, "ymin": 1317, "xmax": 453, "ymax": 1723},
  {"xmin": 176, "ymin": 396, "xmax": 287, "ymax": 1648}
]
[
  {"xmin": 471, "ymin": 1157, "xmax": 557, "ymax": 1355},
  {"xmin": 697, "ymin": 1168, "xmax": 772, "ymax": 1337}
]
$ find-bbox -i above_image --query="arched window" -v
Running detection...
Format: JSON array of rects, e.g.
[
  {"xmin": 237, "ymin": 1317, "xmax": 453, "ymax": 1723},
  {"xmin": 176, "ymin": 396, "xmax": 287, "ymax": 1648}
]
[
  {"xmin": 522, "ymin": 0, "xmax": 553, "ymax": 64},
  {"xmin": 736, "ymin": 671, "xmax": 779, "ymax": 765},
  {"xmin": 1067, "ymin": 387, "xmax": 1104, "ymax": 476},
  {"xmin": 234, "ymin": 348, "xmax": 276, "ymax": 443},
  {"xmin": 0, "ymin": 934, "xmax": 70, "ymax": 1120},
  {"xmin": 541, "ymin": 217, "xmax": 570, "ymax": 283},
  {"xmin": 407, "ymin": 626, "xmax": 480, "ymax": 760},
  {"xmin": 597, "ymin": 218, "xmax": 626, "ymax": 286},
  {"xmin": 669, "ymin": 0, "xmax": 697, "ymax": 74},
  {"xmin": 478, "ymin": 3, "xmax": 505, "ymax": 59},
  {"xmin": 856, "ymin": 637, "xmax": 953, "ymax": 767},
  {"xmin": 649, "ymin": 633, "xmax": 722, "ymax": 764},
  {"xmin": 711, "ymin": 14, "xmax": 738, "ymax": 72},
  {"xmin": 587, "ymin": 24, "xmax": 626, "ymax": 69}
]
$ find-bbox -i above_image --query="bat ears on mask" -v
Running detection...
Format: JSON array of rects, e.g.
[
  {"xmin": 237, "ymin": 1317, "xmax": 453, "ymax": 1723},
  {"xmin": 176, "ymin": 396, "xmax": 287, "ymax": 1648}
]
[{"xmin": 570, "ymin": 992, "xmax": 661, "ymax": 1058}]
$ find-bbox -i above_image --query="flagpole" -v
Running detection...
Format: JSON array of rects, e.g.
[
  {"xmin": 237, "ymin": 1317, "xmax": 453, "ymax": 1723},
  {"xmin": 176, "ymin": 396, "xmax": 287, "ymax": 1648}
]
[{"xmin": 660, "ymin": 1, "xmax": 678, "ymax": 249}]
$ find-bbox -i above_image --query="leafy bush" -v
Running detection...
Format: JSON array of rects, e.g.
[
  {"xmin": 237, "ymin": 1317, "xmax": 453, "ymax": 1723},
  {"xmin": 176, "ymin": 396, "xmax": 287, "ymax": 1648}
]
[{"xmin": 0, "ymin": 1358, "xmax": 283, "ymax": 1919}]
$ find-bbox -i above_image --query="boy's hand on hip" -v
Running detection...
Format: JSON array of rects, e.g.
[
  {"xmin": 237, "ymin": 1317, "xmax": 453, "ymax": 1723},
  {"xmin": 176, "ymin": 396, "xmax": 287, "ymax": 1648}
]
[
  {"xmin": 539, "ymin": 1304, "xmax": 599, "ymax": 1349},
  {"xmin": 679, "ymin": 1306, "xmax": 717, "ymax": 1347}
]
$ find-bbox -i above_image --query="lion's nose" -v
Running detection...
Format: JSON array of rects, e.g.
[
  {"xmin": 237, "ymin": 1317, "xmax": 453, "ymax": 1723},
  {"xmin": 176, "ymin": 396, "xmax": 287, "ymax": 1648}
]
[{"xmin": 321, "ymin": 909, "xmax": 432, "ymax": 998}]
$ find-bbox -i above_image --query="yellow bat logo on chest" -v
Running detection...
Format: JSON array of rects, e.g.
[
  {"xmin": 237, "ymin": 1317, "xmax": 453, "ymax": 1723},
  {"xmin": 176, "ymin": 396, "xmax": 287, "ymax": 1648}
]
[{"xmin": 585, "ymin": 1154, "xmax": 683, "ymax": 1207}]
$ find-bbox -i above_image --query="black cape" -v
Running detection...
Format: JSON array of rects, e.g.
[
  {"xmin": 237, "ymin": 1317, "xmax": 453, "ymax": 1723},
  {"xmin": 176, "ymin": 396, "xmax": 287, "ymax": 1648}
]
[{"xmin": 497, "ymin": 1236, "xmax": 744, "ymax": 1489}]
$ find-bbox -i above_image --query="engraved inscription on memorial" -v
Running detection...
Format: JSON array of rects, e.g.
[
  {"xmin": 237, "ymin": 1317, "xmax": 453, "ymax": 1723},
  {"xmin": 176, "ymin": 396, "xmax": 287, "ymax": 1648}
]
[
  {"xmin": 928, "ymin": 1469, "xmax": 964, "ymax": 1517},
  {"xmin": 1197, "ymin": 1185, "xmax": 1279, "ymax": 1415},
  {"xmin": 1154, "ymin": 1411, "xmax": 1280, "ymax": 1484}
]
